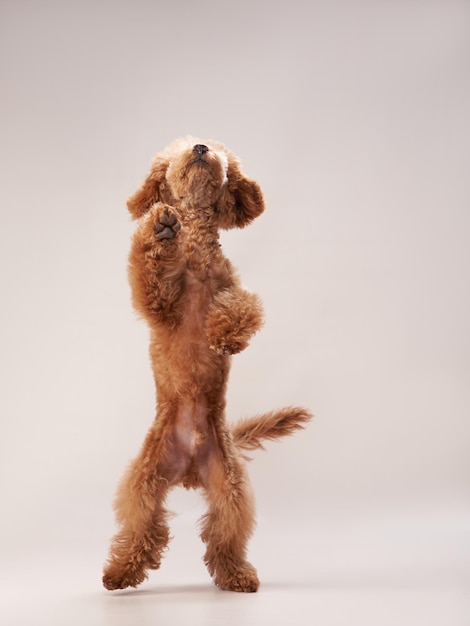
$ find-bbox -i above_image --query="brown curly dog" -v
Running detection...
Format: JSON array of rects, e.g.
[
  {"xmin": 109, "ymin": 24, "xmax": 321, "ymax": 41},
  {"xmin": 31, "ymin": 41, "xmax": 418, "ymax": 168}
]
[{"xmin": 102, "ymin": 137, "xmax": 311, "ymax": 593}]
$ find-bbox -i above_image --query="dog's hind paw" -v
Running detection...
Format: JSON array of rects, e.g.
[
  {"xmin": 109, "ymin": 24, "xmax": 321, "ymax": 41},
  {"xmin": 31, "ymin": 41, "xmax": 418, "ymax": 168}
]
[
  {"xmin": 213, "ymin": 562, "xmax": 260, "ymax": 593},
  {"xmin": 102, "ymin": 565, "xmax": 147, "ymax": 591},
  {"xmin": 154, "ymin": 208, "xmax": 181, "ymax": 240}
]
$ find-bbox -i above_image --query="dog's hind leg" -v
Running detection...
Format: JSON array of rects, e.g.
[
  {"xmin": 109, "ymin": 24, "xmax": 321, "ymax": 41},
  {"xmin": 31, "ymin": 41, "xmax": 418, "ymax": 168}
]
[
  {"xmin": 102, "ymin": 426, "xmax": 172, "ymax": 590},
  {"xmin": 199, "ymin": 448, "xmax": 259, "ymax": 592}
]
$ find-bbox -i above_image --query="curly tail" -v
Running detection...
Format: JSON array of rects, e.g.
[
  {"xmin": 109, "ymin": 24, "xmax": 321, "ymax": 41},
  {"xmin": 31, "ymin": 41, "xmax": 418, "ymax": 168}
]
[{"xmin": 231, "ymin": 406, "xmax": 312, "ymax": 451}]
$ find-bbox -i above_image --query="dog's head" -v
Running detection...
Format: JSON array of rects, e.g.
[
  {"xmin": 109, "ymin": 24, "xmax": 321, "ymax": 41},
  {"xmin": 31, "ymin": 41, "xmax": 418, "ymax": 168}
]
[{"xmin": 127, "ymin": 137, "xmax": 264, "ymax": 229}]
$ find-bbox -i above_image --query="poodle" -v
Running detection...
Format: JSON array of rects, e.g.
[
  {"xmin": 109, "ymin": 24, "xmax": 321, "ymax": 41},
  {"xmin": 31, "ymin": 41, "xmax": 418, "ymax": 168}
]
[{"xmin": 102, "ymin": 137, "xmax": 311, "ymax": 593}]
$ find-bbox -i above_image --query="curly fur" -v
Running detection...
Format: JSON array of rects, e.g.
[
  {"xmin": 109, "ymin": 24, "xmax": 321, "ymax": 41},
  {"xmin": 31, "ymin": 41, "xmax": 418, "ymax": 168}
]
[{"xmin": 102, "ymin": 137, "xmax": 312, "ymax": 593}]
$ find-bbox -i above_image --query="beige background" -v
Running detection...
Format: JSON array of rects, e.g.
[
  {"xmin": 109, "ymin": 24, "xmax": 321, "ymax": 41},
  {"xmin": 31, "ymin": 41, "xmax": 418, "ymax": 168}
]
[{"xmin": 1, "ymin": 0, "xmax": 469, "ymax": 624}]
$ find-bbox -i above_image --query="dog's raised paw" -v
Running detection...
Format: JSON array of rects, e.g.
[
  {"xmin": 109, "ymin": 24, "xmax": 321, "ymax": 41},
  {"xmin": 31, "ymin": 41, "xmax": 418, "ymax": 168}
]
[{"xmin": 155, "ymin": 209, "xmax": 181, "ymax": 240}]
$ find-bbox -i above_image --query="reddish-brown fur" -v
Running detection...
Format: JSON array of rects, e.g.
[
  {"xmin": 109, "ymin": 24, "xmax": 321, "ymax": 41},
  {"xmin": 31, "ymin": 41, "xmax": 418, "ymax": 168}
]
[{"xmin": 102, "ymin": 137, "xmax": 312, "ymax": 593}]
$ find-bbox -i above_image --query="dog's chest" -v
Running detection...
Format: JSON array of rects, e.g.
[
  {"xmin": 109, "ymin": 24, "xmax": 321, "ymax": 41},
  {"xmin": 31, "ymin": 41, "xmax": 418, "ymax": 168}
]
[
  {"xmin": 182, "ymin": 269, "xmax": 212, "ymax": 325},
  {"xmin": 180, "ymin": 234, "xmax": 225, "ymax": 323}
]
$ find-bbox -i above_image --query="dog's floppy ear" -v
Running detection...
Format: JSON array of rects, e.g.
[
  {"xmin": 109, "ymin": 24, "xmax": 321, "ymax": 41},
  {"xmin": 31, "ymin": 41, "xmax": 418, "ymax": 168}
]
[
  {"xmin": 127, "ymin": 158, "xmax": 169, "ymax": 219},
  {"xmin": 217, "ymin": 159, "xmax": 265, "ymax": 229}
]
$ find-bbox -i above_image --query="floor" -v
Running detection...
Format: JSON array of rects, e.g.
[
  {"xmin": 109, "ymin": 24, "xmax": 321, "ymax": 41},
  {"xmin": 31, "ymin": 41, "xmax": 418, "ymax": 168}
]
[{"xmin": 2, "ymin": 509, "xmax": 468, "ymax": 626}]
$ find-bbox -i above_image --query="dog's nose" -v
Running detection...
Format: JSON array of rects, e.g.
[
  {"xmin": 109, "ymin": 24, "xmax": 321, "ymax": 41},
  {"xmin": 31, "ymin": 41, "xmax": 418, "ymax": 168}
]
[{"xmin": 193, "ymin": 144, "xmax": 209, "ymax": 156}]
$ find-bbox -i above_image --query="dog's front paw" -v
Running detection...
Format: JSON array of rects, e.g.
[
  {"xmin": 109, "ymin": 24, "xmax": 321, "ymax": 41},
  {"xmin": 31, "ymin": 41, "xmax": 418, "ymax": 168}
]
[
  {"xmin": 154, "ymin": 208, "xmax": 181, "ymax": 240},
  {"xmin": 205, "ymin": 290, "xmax": 263, "ymax": 356}
]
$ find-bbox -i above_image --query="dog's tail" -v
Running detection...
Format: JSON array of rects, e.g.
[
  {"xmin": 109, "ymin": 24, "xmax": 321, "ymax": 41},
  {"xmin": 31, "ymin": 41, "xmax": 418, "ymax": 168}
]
[{"xmin": 231, "ymin": 406, "xmax": 312, "ymax": 452}]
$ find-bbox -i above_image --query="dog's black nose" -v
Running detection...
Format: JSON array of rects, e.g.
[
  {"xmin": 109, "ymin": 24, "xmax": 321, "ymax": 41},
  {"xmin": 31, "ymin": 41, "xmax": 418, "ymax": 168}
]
[{"xmin": 193, "ymin": 144, "xmax": 209, "ymax": 156}]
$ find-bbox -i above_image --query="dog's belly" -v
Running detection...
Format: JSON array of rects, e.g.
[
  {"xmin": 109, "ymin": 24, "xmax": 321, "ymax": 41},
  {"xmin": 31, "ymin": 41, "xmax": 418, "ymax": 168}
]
[{"xmin": 161, "ymin": 396, "xmax": 218, "ymax": 487}]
